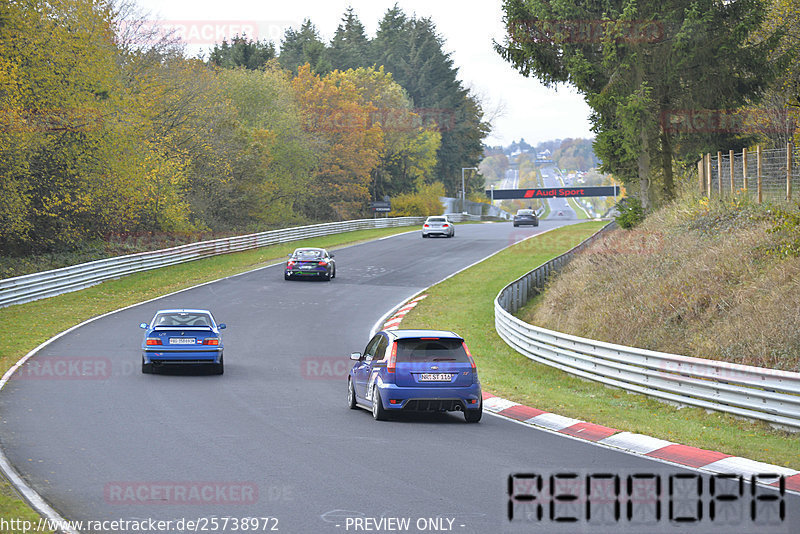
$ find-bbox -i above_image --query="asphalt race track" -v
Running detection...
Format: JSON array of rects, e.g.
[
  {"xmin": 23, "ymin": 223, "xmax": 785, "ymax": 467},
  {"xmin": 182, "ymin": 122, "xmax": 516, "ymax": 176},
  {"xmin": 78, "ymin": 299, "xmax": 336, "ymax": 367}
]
[
  {"xmin": 1, "ymin": 221, "xmax": 797, "ymax": 534},
  {"xmin": 539, "ymin": 165, "xmax": 576, "ymax": 220}
]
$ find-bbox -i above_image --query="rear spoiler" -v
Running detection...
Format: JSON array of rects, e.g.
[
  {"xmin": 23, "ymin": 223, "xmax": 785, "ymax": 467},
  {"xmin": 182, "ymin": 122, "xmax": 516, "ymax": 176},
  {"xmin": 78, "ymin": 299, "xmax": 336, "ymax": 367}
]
[{"xmin": 152, "ymin": 325, "xmax": 213, "ymax": 330}]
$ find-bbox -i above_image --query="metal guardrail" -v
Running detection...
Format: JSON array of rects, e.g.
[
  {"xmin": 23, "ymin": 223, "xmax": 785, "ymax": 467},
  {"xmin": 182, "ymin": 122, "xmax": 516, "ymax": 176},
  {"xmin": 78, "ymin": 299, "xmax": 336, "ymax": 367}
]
[
  {"xmin": 0, "ymin": 217, "xmax": 424, "ymax": 309},
  {"xmin": 444, "ymin": 213, "xmax": 482, "ymax": 222},
  {"xmin": 495, "ymin": 223, "xmax": 800, "ymax": 430}
]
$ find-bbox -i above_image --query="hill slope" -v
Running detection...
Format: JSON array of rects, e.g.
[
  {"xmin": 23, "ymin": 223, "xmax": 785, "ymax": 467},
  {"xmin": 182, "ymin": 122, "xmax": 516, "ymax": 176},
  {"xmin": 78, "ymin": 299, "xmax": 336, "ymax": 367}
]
[{"xmin": 522, "ymin": 195, "xmax": 800, "ymax": 371}]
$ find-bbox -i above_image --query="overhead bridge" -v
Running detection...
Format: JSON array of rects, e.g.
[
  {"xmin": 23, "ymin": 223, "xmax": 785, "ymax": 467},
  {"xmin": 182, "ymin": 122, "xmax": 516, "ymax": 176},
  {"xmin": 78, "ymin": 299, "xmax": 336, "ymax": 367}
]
[{"xmin": 486, "ymin": 186, "xmax": 620, "ymax": 200}]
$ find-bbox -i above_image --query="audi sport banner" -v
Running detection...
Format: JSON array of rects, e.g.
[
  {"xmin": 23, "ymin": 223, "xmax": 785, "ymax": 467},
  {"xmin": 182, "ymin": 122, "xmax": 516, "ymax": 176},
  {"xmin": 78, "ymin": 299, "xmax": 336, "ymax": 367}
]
[{"xmin": 486, "ymin": 186, "xmax": 620, "ymax": 200}]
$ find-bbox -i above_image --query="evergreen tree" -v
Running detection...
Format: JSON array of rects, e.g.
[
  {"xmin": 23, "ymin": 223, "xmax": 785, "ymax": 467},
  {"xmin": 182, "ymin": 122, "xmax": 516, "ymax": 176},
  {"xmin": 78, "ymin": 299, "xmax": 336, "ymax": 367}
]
[
  {"xmin": 373, "ymin": 13, "xmax": 488, "ymax": 196},
  {"xmin": 279, "ymin": 19, "xmax": 331, "ymax": 74},
  {"xmin": 371, "ymin": 4, "xmax": 410, "ymax": 78},
  {"xmin": 328, "ymin": 7, "xmax": 371, "ymax": 71},
  {"xmin": 208, "ymin": 36, "xmax": 275, "ymax": 70},
  {"xmin": 496, "ymin": 0, "xmax": 781, "ymax": 207}
]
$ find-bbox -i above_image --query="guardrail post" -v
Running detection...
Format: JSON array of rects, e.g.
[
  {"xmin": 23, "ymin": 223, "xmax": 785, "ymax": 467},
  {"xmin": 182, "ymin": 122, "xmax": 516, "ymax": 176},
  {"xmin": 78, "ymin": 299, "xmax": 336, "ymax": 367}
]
[
  {"xmin": 705, "ymin": 153, "xmax": 712, "ymax": 197},
  {"xmin": 717, "ymin": 151, "xmax": 722, "ymax": 196}
]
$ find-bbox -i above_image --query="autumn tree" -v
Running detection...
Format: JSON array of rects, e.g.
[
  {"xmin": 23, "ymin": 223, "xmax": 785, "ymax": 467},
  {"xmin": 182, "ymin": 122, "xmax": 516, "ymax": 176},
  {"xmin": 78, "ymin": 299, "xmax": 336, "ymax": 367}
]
[{"xmin": 292, "ymin": 64, "xmax": 383, "ymax": 220}]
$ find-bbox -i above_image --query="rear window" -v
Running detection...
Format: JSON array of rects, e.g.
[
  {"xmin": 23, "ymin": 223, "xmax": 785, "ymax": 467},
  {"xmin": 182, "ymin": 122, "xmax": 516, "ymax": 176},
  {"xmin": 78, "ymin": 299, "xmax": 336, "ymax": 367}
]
[
  {"xmin": 294, "ymin": 249, "xmax": 323, "ymax": 259},
  {"xmin": 395, "ymin": 338, "xmax": 468, "ymax": 364},
  {"xmin": 517, "ymin": 209, "xmax": 534, "ymax": 215},
  {"xmin": 426, "ymin": 217, "xmax": 446, "ymax": 223},
  {"xmin": 154, "ymin": 312, "xmax": 212, "ymax": 327}
]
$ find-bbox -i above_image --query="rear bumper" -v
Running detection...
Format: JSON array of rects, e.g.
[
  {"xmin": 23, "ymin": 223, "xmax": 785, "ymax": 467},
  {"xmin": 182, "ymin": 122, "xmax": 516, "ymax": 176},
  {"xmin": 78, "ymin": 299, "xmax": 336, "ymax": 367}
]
[
  {"xmin": 422, "ymin": 229, "xmax": 453, "ymax": 236},
  {"xmin": 286, "ymin": 268, "xmax": 327, "ymax": 276},
  {"xmin": 376, "ymin": 383, "xmax": 481, "ymax": 411},
  {"xmin": 513, "ymin": 219, "xmax": 538, "ymax": 225},
  {"xmin": 143, "ymin": 348, "xmax": 222, "ymax": 365}
]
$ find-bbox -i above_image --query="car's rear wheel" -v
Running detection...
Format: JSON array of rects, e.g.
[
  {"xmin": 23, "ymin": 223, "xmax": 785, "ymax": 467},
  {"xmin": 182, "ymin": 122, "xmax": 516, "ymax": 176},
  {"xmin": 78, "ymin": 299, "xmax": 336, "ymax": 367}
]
[
  {"xmin": 141, "ymin": 357, "xmax": 152, "ymax": 374},
  {"xmin": 422, "ymin": 233, "xmax": 428, "ymax": 238},
  {"xmin": 347, "ymin": 378, "xmax": 357, "ymax": 409},
  {"xmin": 214, "ymin": 355, "xmax": 224, "ymax": 375},
  {"xmin": 371, "ymin": 385, "xmax": 388, "ymax": 421},
  {"xmin": 464, "ymin": 402, "xmax": 482, "ymax": 423},
  {"xmin": 284, "ymin": 272, "xmax": 291, "ymax": 280}
]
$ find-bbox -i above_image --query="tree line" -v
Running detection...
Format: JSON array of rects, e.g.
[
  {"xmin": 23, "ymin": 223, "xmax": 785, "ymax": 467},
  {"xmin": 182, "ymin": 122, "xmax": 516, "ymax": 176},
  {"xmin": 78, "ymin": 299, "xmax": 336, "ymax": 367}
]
[
  {"xmin": 496, "ymin": 0, "xmax": 796, "ymax": 209},
  {"xmin": 0, "ymin": 1, "xmax": 488, "ymax": 255}
]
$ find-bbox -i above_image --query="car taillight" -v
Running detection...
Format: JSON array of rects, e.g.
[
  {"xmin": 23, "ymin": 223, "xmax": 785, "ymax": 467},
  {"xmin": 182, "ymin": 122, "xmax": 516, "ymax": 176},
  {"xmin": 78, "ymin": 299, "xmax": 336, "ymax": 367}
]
[
  {"xmin": 387, "ymin": 342, "xmax": 397, "ymax": 373},
  {"xmin": 442, "ymin": 224, "xmax": 449, "ymax": 227},
  {"xmin": 287, "ymin": 261, "xmax": 295, "ymax": 268},
  {"xmin": 203, "ymin": 338, "xmax": 219, "ymax": 346},
  {"xmin": 146, "ymin": 338, "xmax": 162, "ymax": 345},
  {"xmin": 318, "ymin": 261, "xmax": 328, "ymax": 266},
  {"xmin": 462, "ymin": 341, "xmax": 476, "ymax": 369}
]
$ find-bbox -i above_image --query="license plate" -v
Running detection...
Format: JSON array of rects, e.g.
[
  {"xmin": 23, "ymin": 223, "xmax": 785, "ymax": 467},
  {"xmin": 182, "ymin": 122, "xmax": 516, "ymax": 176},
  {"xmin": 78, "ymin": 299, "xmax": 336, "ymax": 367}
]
[
  {"xmin": 169, "ymin": 338, "xmax": 196, "ymax": 345},
  {"xmin": 419, "ymin": 373, "xmax": 453, "ymax": 382},
  {"xmin": 299, "ymin": 265, "xmax": 314, "ymax": 270}
]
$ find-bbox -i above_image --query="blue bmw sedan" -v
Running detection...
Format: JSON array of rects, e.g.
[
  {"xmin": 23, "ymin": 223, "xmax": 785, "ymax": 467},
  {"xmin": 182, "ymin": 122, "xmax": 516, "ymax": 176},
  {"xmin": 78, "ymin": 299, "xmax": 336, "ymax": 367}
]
[
  {"xmin": 347, "ymin": 329, "xmax": 482, "ymax": 422},
  {"xmin": 139, "ymin": 309, "xmax": 226, "ymax": 374}
]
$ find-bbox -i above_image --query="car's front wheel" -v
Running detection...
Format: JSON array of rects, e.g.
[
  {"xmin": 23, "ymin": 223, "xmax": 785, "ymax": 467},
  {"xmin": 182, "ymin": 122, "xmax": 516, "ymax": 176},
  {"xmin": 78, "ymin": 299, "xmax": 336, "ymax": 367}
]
[
  {"xmin": 347, "ymin": 378, "xmax": 357, "ymax": 410},
  {"xmin": 464, "ymin": 402, "xmax": 482, "ymax": 423},
  {"xmin": 372, "ymin": 385, "xmax": 388, "ymax": 421},
  {"xmin": 141, "ymin": 357, "xmax": 152, "ymax": 374}
]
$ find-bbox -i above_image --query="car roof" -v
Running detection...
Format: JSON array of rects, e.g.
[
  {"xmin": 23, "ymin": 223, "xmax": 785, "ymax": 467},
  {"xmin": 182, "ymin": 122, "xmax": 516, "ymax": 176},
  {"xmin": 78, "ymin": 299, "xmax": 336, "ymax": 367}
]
[
  {"xmin": 381, "ymin": 329, "xmax": 462, "ymax": 341},
  {"xmin": 293, "ymin": 247, "xmax": 326, "ymax": 252}
]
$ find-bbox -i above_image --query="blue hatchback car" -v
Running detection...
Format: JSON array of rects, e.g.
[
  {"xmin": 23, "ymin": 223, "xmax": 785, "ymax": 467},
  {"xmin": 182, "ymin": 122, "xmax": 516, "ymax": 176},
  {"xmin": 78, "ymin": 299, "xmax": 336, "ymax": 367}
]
[
  {"xmin": 139, "ymin": 309, "xmax": 226, "ymax": 374},
  {"xmin": 347, "ymin": 329, "xmax": 482, "ymax": 422}
]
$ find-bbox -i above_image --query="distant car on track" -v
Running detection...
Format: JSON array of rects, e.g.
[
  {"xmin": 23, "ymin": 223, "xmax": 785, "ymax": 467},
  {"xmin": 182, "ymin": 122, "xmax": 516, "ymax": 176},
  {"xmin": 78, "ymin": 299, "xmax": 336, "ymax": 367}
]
[
  {"xmin": 140, "ymin": 309, "xmax": 225, "ymax": 374},
  {"xmin": 513, "ymin": 208, "xmax": 539, "ymax": 227},
  {"xmin": 285, "ymin": 247, "xmax": 335, "ymax": 281},
  {"xmin": 347, "ymin": 329, "xmax": 482, "ymax": 422},
  {"xmin": 422, "ymin": 216, "xmax": 455, "ymax": 238}
]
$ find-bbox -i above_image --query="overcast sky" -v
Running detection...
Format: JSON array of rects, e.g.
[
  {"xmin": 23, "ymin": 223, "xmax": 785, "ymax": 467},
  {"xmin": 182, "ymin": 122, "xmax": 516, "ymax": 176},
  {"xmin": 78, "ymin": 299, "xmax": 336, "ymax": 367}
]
[{"xmin": 132, "ymin": 0, "xmax": 594, "ymax": 147}]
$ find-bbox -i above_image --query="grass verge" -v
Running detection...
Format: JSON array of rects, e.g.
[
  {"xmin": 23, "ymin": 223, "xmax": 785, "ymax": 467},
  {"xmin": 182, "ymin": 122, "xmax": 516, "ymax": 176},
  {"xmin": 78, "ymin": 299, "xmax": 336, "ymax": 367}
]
[
  {"xmin": 566, "ymin": 197, "xmax": 591, "ymax": 219},
  {"xmin": 0, "ymin": 224, "xmax": 416, "ymax": 530},
  {"xmin": 399, "ymin": 222, "xmax": 800, "ymax": 470}
]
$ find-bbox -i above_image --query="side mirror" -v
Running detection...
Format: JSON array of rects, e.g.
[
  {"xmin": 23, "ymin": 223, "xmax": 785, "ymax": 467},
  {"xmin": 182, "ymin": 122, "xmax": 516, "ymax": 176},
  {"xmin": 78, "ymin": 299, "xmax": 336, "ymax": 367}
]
[
  {"xmin": 330, "ymin": 253, "xmax": 335, "ymax": 258},
  {"xmin": 139, "ymin": 323, "xmax": 148, "ymax": 329},
  {"xmin": 350, "ymin": 352, "xmax": 362, "ymax": 361},
  {"xmin": 218, "ymin": 323, "xmax": 226, "ymax": 330}
]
